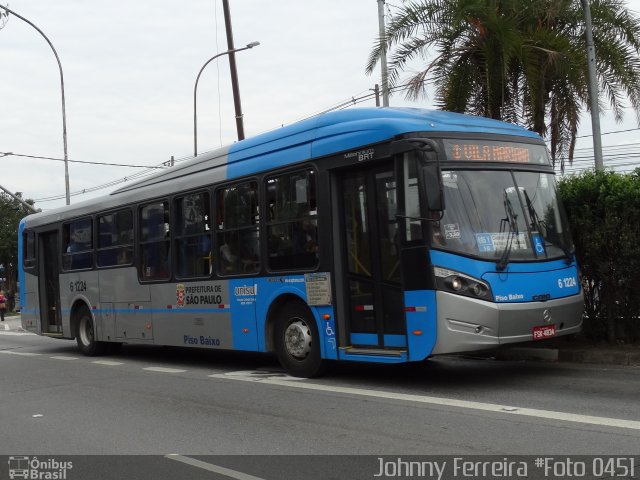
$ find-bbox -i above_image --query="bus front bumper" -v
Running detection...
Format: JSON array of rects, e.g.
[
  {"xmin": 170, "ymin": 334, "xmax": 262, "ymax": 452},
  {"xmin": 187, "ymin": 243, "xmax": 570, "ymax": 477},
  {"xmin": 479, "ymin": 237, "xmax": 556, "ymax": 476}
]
[{"xmin": 430, "ymin": 291, "xmax": 584, "ymax": 355}]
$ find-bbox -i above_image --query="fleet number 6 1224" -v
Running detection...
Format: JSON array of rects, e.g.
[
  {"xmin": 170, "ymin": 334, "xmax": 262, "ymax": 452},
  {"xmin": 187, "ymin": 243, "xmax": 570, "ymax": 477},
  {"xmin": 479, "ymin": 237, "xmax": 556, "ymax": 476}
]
[{"xmin": 557, "ymin": 277, "xmax": 576, "ymax": 288}]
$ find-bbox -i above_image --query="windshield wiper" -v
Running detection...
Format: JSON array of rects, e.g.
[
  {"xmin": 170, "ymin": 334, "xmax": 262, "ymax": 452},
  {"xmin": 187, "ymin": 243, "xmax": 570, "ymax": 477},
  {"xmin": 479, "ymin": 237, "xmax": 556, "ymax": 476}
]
[
  {"xmin": 523, "ymin": 190, "xmax": 547, "ymax": 257},
  {"xmin": 497, "ymin": 191, "xmax": 518, "ymax": 271},
  {"xmin": 523, "ymin": 190, "xmax": 573, "ymax": 264}
]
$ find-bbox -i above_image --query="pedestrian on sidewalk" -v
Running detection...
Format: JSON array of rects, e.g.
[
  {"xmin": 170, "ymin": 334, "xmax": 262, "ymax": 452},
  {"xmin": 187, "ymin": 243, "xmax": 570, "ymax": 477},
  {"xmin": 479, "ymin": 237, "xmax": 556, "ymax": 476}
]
[{"xmin": 0, "ymin": 289, "xmax": 7, "ymax": 321}]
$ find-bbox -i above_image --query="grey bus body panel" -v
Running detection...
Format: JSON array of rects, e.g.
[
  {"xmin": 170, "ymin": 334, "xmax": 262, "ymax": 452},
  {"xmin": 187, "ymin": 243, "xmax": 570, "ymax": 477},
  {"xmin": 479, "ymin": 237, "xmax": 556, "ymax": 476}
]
[
  {"xmin": 21, "ymin": 271, "xmax": 41, "ymax": 333},
  {"xmin": 431, "ymin": 291, "xmax": 584, "ymax": 355},
  {"xmin": 149, "ymin": 281, "xmax": 234, "ymax": 349},
  {"xmin": 98, "ymin": 268, "xmax": 151, "ymax": 341}
]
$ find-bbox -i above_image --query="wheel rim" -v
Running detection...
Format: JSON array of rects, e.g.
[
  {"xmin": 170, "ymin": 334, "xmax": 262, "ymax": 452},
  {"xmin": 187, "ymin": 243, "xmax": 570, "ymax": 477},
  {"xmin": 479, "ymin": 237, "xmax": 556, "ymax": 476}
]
[
  {"xmin": 284, "ymin": 319, "xmax": 312, "ymax": 359},
  {"xmin": 79, "ymin": 316, "xmax": 94, "ymax": 346}
]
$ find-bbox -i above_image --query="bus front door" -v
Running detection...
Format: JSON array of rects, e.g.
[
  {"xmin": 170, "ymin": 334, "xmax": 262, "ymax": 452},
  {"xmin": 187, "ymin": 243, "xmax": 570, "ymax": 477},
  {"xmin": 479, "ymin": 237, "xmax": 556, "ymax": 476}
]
[
  {"xmin": 336, "ymin": 163, "xmax": 406, "ymax": 351},
  {"xmin": 38, "ymin": 231, "xmax": 62, "ymax": 334}
]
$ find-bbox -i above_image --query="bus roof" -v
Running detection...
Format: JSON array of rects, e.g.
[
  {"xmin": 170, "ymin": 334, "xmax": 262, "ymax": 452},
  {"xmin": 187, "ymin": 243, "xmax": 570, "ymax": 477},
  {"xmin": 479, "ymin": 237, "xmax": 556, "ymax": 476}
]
[
  {"xmin": 25, "ymin": 107, "xmax": 541, "ymax": 225},
  {"xmin": 113, "ymin": 107, "xmax": 539, "ymax": 194}
]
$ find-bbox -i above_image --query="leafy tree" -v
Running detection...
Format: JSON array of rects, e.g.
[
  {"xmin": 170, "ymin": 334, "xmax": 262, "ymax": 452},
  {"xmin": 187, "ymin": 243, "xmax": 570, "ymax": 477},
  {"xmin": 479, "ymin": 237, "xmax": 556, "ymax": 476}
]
[
  {"xmin": 367, "ymin": 0, "xmax": 640, "ymax": 168},
  {"xmin": 558, "ymin": 169, "xmax": 640, "ymax": 343},
  {"xmin": 0, "ymin": 192, "xmax": 35, "ymax": 310}
]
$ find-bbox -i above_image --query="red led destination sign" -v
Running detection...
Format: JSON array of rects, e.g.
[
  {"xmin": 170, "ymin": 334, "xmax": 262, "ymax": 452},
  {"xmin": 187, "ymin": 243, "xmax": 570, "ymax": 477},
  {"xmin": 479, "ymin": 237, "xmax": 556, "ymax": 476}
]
[{"xmin": 443, "ymin": 139, "xmax": 549, "ymax": 165}]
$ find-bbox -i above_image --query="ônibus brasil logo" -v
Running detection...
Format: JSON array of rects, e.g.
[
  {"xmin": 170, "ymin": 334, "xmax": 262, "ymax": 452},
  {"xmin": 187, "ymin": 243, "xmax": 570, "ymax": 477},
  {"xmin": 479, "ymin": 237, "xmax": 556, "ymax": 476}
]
[{"xmin": 8, "ymin": 456, "xmax": 73, "ymax": 480}]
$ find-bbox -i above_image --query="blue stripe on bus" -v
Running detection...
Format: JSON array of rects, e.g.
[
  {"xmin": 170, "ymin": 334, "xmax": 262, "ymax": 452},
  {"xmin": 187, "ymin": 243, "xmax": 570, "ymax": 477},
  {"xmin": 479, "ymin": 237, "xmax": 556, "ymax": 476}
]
[{"xmin": 66, "ymin": 309, "xmax": 231, "ymax": 314}]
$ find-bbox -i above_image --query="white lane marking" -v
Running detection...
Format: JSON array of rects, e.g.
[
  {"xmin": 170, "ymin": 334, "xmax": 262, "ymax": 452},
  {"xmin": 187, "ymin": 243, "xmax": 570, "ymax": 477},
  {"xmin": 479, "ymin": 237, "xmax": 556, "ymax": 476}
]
[
  {"xmin": 143, "ymin": 367, "xmax": 187, "ymax": 374},
  {"xmin": 218, "ymin": 370, "xmax": 306, "ymax": 381},
  {"xmin": 165, "ymin": 455, "xmax": 266, "ymax": 480},
  {"xmin": 0, "ymin": 351, "xmax": 41, "ymax": 356},
  {"xmin": 2, "ymin": 324, "xmax": 7, "ymax": 330},
  {"xmin": 50, "ymin": 356, "xmax": 79, "ymax": 361},
  {"xmin": 92, "ymin": 360, "xmax": 124, "ymax": 366},
  {"xmin": 211, "ymin": 372, "xmax": 640, "ymax": 431},
  {"xmin": 0, "ymin": 331, "xmax": 33, "ymax": 336}
]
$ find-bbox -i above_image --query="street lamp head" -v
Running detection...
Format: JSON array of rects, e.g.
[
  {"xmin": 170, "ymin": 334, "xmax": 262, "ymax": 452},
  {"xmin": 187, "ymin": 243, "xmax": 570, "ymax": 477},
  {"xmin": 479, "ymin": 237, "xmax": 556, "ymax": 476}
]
[{"xmin": 246, "ymin": 41, "xmax": 260, "ymax": 48}]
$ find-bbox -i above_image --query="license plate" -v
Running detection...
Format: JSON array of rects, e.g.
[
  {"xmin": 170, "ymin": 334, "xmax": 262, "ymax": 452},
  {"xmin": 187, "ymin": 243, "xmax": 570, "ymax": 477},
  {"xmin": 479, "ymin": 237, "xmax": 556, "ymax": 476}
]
[{"xmin": 532, "ymin": 324, "xmax": 556, "ymax": 340}]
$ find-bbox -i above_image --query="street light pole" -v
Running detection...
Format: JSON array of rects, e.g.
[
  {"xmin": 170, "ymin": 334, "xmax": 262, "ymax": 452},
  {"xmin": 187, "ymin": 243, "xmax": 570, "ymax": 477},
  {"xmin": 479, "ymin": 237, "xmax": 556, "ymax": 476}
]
[
  {"xmin": 0, "ymin": 5, "xmax": 71, "ymax": 204},
  {"xmin": 193, "ymin": 42, "xmax": 259, "ymax": 157}
]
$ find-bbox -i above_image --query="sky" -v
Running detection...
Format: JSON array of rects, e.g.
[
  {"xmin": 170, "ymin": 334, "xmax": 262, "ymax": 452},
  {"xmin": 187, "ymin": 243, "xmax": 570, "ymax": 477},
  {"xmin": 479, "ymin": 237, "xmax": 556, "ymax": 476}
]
[{"xmin": 2, "ymin": 0, "xmax": 640, "ymax": 211}]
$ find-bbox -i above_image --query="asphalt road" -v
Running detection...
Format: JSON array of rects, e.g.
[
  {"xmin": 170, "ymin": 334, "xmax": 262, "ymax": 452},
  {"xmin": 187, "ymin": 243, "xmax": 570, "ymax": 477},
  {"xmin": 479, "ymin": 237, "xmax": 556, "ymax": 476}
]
[{"xmin": 1, "ymin": 325, "xmax": 639, "ymax": 479}]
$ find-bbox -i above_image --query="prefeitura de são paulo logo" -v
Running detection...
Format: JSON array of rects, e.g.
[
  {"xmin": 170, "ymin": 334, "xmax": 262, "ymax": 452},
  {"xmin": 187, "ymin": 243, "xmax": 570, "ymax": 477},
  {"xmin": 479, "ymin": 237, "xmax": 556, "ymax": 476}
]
[
  {"xmin": 176, "ymin": 283, "xmax": 185, "ymax": 308},
  {"xmin": 8, "ymin": 456, "xmax": 73, "ymax": 479}
]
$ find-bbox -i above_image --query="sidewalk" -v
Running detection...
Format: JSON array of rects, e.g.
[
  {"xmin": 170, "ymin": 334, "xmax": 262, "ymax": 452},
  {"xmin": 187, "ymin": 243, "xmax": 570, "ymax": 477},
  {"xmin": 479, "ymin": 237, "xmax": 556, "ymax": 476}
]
[
  {"xmin": 0, "ymin": 314, "xmax": 26, "ymax": 332},
  {"xmin": 494, "ymin": 336, "xmax": 640, "ymax": 367}
]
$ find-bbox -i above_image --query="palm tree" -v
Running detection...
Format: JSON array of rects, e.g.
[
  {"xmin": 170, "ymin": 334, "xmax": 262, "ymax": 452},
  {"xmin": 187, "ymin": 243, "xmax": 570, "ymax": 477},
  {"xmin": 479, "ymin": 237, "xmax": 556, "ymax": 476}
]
[{"xmin": 367, "ymin": 0, "xmax": 640, "ymax": 169}]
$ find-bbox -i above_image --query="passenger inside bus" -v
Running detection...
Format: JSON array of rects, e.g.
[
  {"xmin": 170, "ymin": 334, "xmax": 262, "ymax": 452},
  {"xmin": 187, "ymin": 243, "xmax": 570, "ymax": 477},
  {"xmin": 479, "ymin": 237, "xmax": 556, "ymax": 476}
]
[
  {"xmin": 219, "ymin": 235, "xmax": 239, "ymax": 273},
  {"xmin": 64, "ymin": 220, "xmax": 93, "ymax": 270}
]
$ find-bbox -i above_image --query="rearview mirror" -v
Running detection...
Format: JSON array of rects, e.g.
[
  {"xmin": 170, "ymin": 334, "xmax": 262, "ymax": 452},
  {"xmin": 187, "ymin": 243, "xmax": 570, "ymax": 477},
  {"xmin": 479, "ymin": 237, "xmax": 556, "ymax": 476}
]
[{"xmin": 420, "ymin": 156, "xmax": 445, "ymax": 213}]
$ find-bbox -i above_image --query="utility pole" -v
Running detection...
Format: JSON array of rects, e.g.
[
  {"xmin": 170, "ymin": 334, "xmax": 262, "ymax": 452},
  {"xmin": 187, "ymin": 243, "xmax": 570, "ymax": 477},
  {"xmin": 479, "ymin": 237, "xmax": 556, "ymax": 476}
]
[
  {"xmin": 377, "ymin": 0, "xmax": 389, "ymax": 107},
  {"xmin": 222, "ymin": 0, "xmax": 246, "ymax": 141},
  {"xmin": 582, "ymin": 0, "xmax": 604, "ymax": 171}
]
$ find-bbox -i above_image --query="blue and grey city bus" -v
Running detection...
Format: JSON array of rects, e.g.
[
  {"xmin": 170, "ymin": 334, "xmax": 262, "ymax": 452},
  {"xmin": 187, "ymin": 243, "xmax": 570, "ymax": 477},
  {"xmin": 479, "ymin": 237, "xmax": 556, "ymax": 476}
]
[{"xmin": 18, "ymin": 107, "xmax": 583, "ymax": 377}]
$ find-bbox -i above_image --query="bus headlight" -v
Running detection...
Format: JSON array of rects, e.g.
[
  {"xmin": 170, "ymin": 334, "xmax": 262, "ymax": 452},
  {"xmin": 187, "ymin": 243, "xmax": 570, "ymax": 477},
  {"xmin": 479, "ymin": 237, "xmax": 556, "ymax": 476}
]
[{"xmin": 434, "ymin": 266, "xmax": 492, "ymax": 301}]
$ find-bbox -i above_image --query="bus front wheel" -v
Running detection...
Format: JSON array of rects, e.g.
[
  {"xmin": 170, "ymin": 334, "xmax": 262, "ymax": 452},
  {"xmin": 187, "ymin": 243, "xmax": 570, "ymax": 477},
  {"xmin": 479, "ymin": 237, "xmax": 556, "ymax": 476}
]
[
  {"xmin": 275, "ymin": 303, "xmax": 324, "ymax": 378},
  {"xmin": 75, "ymin": 309, "xmax": 106, "ymax": 356}
]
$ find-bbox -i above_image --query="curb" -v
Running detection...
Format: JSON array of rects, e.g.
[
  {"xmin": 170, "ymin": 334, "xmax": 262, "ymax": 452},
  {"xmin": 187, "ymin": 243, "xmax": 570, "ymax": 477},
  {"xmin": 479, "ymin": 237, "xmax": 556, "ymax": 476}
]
[{"xmin": 497, "ymin": 347, "xmax": 640, "ymax": 367}]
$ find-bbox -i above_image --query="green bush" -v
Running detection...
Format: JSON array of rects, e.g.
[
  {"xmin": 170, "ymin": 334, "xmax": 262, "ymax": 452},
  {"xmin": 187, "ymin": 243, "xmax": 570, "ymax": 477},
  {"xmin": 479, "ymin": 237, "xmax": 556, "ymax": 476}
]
[{"xmin": 558, "ymin": 169, "xmax": 640, "ymax": 343}]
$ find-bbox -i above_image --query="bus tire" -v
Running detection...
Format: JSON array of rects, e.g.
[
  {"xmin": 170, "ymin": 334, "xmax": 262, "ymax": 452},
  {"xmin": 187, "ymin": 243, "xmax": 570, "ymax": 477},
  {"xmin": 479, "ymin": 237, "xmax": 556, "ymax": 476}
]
[
  {"xmin": 274, "ymin": 303, "xmax": 324, "ymax": 378},
  {"xmin": 75, "ymin": 309, "xmax": 106, "ymax": 356}
]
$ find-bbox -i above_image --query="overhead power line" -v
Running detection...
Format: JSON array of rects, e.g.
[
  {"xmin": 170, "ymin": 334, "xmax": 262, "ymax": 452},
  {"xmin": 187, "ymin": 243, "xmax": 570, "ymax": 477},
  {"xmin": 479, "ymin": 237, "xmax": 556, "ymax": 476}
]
[
  {"xmin": 32, "ymin": 153, "xmax": 192, "ymax": 203},
  {"xmin": 1, "ymin": 152, "xmax": 166, "ymax": 169},
  {"xmin": 576, "ymin": 127, "xmax": 640, "ymax": 139}
]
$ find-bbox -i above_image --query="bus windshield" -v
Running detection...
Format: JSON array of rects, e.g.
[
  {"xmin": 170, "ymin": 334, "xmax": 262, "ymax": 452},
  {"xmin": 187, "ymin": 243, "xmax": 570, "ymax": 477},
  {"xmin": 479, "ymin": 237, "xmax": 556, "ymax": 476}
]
[{"xmin": 431, "ymin": 170, "xmax": 573, "ymax": 262}]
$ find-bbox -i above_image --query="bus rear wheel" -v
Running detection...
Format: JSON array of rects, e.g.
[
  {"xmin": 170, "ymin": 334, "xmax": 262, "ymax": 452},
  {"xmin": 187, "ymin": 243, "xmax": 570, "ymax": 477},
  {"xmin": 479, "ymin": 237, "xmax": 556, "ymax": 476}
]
[
  {"xmin": 76, "ymin": 309, "xmax": 106, "ymax": 356},
  {"xmin": 275, "ymin": 303, "xmax": 323, "ymax": 378}
]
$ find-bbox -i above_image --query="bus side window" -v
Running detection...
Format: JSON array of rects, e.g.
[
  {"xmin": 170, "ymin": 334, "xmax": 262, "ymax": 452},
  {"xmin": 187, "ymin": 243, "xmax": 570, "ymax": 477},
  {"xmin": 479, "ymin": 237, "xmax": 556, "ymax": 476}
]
[
  {"xmin": 23, "ymin": 230, "xmax": 36, "ymax": 270},
  {"xmin": 175, "ymin": 191, "xmax": 212, "ymax": 278},
  {"xmin": 404, "ymin": 154, "xmax": 424, "ymax": 242},
  {"xmin": 215, "ymin": 182, "xmax": 260, "ymax": 276},
  {"xmin": 62, "ymin": 218, "xmax": 93, "ymax": 270},
  {"xmin": 97, "ymin": 209, "xmax": 134, "ymax": 267},
  {"xmin": 139, "ymin": 202, "xmax": 170, "ymax": 280},
  {"xmin": 266, "ymin": 169, "xmax": 318, "ymax": 271}
]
